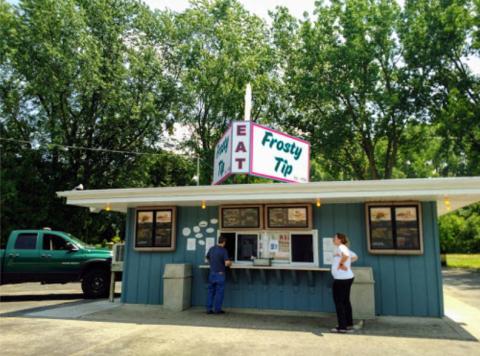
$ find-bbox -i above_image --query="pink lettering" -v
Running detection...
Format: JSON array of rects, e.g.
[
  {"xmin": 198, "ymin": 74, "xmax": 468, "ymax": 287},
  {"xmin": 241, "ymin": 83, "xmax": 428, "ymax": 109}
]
[
  {"xmin": 237, "ymin": 125, "xmax": 246, "ymax": 136},
  {"xmin": 236, "ymin": 158, "xmax": 246, "ymax": 169},
  {"xmin": 235, "ymin": 141, "xmax": 247, "ymax": 153}
]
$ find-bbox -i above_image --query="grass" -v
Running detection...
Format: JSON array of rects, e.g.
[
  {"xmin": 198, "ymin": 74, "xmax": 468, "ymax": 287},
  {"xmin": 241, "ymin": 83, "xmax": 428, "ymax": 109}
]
[{"xmin": 446, "ymin": 254, "xmax": 480, "ymax": 270}]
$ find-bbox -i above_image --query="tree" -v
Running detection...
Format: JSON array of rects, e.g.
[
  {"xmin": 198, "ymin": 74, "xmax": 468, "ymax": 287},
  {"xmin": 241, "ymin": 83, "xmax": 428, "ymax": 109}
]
[
  {"xmin": 271, "ymin": 0, "xmax": 421, "ymax": 180},
  {"xmin": 0, "ymin": 0, "xmax": 189, "ymax": 242},
  {"xmin": 170, "ymin": 0, "xmax": 276, "ymax": 184},
  {"xmin": 401, "ymin": 0, "xmax": 480, "ymax": 176},
  {"xmin": 440, "ymin": 203, "xmax": 480, "ymax": 253}
]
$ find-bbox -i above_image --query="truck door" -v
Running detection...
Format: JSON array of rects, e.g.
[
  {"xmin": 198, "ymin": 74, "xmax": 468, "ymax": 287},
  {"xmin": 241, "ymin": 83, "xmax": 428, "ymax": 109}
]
[
  {"xmin": 40, "ymin": 232, "xmax": 80, "ymax": 282},
  {"xmin": 4, "ymin": 232, "xmax": 42, "ymax": 283}
]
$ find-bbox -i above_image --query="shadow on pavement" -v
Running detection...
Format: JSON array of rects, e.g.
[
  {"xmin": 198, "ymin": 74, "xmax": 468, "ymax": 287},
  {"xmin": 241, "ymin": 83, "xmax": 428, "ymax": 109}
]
[
  {"xmin": 0, "ymin": 292, "xmax": 121, "ymax": 302},
  {"xmin": 0, "ymin": 293, "xmax": 84, "ymax": 302},
  {"xmin": 442, "ymin": 268, "xmax": 480, "ymax": 290},
  {"xmin": 0, "ymin": 293, "xmax": 121, "ymax": 317}
]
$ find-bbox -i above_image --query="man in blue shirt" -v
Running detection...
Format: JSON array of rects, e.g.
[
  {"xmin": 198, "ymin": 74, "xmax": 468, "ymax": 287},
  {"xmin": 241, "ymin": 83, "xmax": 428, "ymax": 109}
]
[{"xmin": 206, "ymin": 236, "xmax": 232, "ymax": 314}]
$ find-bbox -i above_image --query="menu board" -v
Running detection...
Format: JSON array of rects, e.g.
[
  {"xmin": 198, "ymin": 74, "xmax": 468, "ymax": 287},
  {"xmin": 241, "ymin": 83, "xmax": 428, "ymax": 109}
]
[
  {"xmin": 156, "ymin": 210, "xmax": 172, "ymax": 225},
  {"xmin": 395, "ymin": 207, "xmax": 420, "ymax": 249},
  {"xmin": 369, "ymin": 207, "xmax": 394, "ymax": 249},
  {"xmin": 154, "ymin": 210, "xmax": 172, "ymax": 247},
  {"xmin": 136, "ymin": 211, "xmax": 153, "ymax": 246},
  {"xmin": 136, "ymin": 209, "xmax": 176, "ymax": 249},
  {"xmin": 368, "ymin": 205, "xmax": 421, "ymax": 252},
  {"xmin": 267, "ymin": 206, "xmax": 308, "ymax": 228},
  {"xmin": 221, "ymin": 207, "xmax": 260, "ymax": 228}
]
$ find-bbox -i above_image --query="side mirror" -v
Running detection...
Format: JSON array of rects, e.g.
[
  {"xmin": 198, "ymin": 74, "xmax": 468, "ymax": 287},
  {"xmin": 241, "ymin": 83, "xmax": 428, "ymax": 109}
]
[{"xmin": 66, "ymin": 242, "xmax": 79, "ymax": 252}]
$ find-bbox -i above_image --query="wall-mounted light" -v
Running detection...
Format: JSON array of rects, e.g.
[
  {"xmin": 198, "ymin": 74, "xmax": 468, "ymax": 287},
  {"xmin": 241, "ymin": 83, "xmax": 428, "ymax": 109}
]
[
  {"xmin": 444, "ymin": 197, "xmax": 451, "ymax": 211},
  {"xmin": 201, "ymin": 200, "xmax": 206, "ymax": 209},
  {"xmin": 105, "ymin": 203, "xmax": 112, "ymax": 212},
  {"xmin": 316, "ymin": 198, "xmax": 321, "ymax": 208}
]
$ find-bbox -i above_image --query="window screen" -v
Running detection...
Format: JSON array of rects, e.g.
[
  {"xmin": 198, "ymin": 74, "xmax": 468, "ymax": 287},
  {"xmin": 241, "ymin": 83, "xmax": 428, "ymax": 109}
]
[
  {"xmin": 237, "ymin": 234, "xmax": 258, "ymax": 261},
  {"xmin": 14, "ymin": 234, "xmax": 37, "ymax": 250},
  {"xmin": 291, "ymin": 234, "xmax": 314, "ymax": 262}
]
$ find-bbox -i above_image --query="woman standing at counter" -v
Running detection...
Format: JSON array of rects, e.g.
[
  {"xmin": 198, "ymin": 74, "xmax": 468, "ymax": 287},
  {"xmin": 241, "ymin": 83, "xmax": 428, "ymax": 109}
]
[{"xmin": 331, "ymin": 233, "xmax": 358, "ymax": 333}]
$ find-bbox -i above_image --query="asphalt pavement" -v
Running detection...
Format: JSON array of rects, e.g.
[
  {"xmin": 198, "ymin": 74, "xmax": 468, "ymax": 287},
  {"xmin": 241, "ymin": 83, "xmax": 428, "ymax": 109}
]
[{"xmin": 442, "ymin": 268, "xmax": 480, "ymax": 308}]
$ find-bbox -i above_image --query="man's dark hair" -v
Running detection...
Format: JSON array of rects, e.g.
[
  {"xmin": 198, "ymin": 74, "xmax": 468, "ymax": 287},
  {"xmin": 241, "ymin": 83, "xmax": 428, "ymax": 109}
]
[{"xmin": 218, "ymin": 236, "xmax": 227, "ymax": 244}]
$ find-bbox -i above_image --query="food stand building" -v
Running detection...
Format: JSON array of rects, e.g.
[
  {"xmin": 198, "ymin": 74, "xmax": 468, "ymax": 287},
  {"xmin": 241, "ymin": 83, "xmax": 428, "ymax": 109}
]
[{"xmin": 58, "ymin": 177, "xmax": 480, "ymax": 317}]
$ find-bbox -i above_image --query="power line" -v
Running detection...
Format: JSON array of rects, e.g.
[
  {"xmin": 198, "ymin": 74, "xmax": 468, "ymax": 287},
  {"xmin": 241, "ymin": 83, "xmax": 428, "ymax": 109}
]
[{"xmin": 0, "ymin": 137, "xmax": 164, "ymax": 156}]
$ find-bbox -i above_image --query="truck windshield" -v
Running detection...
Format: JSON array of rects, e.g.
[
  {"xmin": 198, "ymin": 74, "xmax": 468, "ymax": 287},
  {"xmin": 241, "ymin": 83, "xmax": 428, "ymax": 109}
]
[{"xmin": 66, "ymin": 234, "xmax": 90, "ymax": 248}]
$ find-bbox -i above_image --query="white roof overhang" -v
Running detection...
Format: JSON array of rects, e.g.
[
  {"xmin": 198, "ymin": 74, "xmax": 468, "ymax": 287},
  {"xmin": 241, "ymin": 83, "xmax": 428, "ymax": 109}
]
[{"xmin": 56, "ymin": 177, "xmax": 480, "ymax": 216}]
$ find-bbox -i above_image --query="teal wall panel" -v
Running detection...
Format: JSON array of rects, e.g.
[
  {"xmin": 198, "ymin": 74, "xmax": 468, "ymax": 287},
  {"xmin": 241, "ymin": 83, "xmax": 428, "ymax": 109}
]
[{"xmin": 121, "ymin": 201, "xmax": 443, "ymax": 317}]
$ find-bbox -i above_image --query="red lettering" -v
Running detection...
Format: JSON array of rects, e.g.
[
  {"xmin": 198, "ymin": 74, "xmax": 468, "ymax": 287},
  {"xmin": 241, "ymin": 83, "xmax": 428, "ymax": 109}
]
[
  {"xmin": 236, "ymin": 158, "xmax": 246, "ymax": 169},
  {"xmin": 235, "ymin": 141, "xmax": 247, "ymax": 153},
  {"xmin": 236, "ymin": 125, "xmax": 246, "ymax": 136}
]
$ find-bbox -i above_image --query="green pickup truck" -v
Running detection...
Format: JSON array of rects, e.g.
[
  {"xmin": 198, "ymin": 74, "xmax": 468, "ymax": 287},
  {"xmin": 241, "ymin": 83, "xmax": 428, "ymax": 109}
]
[{"xmin": 0, "ymin": 229, "xmax": 117, "ymax": 298}]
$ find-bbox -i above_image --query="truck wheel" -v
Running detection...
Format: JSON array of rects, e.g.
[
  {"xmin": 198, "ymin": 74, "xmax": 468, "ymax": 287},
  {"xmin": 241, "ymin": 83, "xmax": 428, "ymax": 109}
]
[{"xmin": 81, "ymin": 268, "xmax": 110, "ymax": 299}]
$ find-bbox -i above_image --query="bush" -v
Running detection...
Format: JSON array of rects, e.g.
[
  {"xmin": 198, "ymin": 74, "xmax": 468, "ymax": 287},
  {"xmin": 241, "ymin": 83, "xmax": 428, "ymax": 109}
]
[{"xmin": 439, "ymin": 203, "xmax": 480, "ymax": 253}]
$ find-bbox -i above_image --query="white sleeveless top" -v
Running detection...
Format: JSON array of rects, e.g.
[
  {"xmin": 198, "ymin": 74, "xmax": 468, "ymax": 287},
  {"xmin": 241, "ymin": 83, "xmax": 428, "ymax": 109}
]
[{"xmin": 331, "ymin": 244, "xmax": 355, "ymax": 280}]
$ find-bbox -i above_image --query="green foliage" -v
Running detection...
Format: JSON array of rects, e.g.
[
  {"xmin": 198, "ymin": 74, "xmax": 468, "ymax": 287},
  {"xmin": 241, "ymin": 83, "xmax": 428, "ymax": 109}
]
[
  {"xmin": 401, "ymin": 0, "xmax": 480, "ymax": 176},
  {"xmin": 439, "ymin": 203, "xmax": 480, "ymax": 253},
  {"xmin": 271, "ymin": 0, "xmax": 411, "ymax": 180},
  {"xmin": 169, "ymin": 0, "xmax": 277, "ymax": 184},
  {"xmin": 0, "ymin": 0, "xmax": 195, "ymax": 243},
  {"xmin": 111, "ymin": 235, "xmax": 122, "ymax": 244},
  {"xmin": 0, "ymin": 0, "xmax": 479, "ymax": 249},
  {"xmin": 446, "ymin": 254, "xmax": 480, "ymax": 269}
]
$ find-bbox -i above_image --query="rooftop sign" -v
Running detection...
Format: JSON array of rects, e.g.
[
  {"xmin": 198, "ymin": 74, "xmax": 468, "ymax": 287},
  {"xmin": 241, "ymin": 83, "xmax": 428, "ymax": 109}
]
[
  {"xmin": 213, "ymin": 122, "xmax": 310, "ymax": 185},
  {"xmin": 212, "ymin": 126, "xmax": 233, "ymax": 184}
]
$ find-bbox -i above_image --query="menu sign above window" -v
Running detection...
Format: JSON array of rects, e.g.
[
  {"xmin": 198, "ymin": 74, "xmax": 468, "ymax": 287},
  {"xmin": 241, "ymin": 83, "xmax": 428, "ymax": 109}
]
[
  {"xmin": 266, "ymin": 205, "xmax": 310, "ymax": 229},
  {"xmin": 221, "ymin": 206, "xmax": 261, "ymax": 229}
]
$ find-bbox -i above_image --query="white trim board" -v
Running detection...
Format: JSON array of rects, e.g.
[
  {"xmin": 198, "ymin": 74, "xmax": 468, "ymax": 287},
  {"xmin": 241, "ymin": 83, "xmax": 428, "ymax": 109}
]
[{"xmin": 57, "ymin": 177, "xmax": 480, "ymax": 216}]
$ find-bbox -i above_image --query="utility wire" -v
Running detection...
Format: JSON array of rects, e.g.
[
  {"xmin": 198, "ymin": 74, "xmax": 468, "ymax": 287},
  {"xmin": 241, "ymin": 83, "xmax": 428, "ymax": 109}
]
[{"xmin": 0, "ymin": 137, "xmax": 165, "ymax": 156}]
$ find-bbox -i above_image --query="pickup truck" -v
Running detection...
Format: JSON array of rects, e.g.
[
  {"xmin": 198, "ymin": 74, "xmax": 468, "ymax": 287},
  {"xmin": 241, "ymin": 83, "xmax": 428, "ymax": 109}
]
[{"xmin": 0, "ymin": 229, "xmax": 117, "ymax": 298}]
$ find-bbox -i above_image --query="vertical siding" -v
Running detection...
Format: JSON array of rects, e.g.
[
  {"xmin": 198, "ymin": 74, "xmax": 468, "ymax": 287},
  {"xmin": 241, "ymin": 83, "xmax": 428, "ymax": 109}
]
[
  {"xmin": 122, "ymin": 202, "xmax": 443, "ymax": 317},
  {"xmin": 315, "ymin": 202, "xmax": 442, "ymax": 317}
]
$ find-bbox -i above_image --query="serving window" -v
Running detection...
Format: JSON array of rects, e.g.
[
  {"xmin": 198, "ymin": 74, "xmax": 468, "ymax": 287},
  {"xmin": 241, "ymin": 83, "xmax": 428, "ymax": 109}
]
[
  {"xmin": 135, "ymin": 207, "xmax": 176, "ymax": 251},
  {"xmin": 220, "ymin": 230, "xmax": 318, "ymax": 265},
  {"xmin": 220, "ymin": 232, "xmax": 260, "ymax": 261},
  {"xmin": 366, "ymin": 202, "xmax": 423, "ymax": 255}
]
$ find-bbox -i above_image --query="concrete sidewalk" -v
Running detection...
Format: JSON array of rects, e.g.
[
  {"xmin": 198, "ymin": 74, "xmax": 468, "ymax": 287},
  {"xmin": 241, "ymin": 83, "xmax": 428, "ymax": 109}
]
[
  {"xmin": 442, "ymin": 268, "xmax": 480, "ymax": 340},
  {"xmin": 1, "ymin": 301, "xmax": 478, "ymax": 356},
  {"xmin": 444, "ymin": 292, "xmax": 480, "ymax": 341}
]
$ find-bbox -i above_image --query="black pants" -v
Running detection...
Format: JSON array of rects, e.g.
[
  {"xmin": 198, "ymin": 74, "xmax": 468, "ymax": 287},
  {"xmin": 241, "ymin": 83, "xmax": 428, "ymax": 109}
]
[{"xmin": 333, "ymin": 278, "xmax": 354, "ymax": 330}]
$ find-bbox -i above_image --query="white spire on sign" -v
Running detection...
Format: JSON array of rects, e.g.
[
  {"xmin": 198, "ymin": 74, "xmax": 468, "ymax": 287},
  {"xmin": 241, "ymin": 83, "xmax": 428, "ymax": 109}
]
[{"xmin": 244, "ymin": 83, "xmax": 252, "ymax": 121}]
